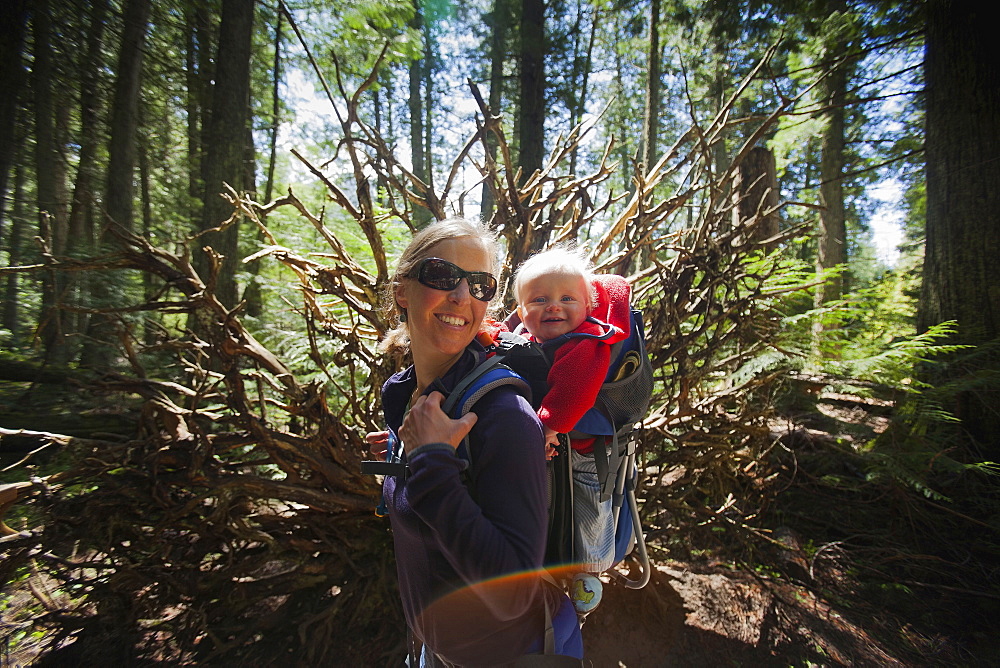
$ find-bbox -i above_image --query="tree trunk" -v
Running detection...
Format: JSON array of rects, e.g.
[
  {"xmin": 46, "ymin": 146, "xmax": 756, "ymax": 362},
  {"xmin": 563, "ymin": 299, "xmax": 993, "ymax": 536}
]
[
  {"xmin": 81, "ymin": 0, "xmax": 151, "ymax": 369},
  {"xmin": 811, "ymin": 0, "xmax": 850, "ymax": 358},
  {"xmin": 518, "ymin": 0, "xmax": 545, "ymax": 183},
  {"xmin": 734, "ymin": 146, "xmax": 780, "ymax": 253},
  {"xmin": 139, "ymin": 137, "xmax": 156, "ymax": 345},
  {"xmin": 2, "ymin": 160, "xmax": 26, "ymax": 341},
  {"xmin": 0, "ymin": 0, "xmax": 28, "ymax": 227},
  {"xmin": 422, "ymin": 22, "xmax": 435, "ymax": 206},
  {"xmin": 198, "ymin": 0, "xmax": 254, "ymax": 309},
  {"xmin": 481, "ymin": 0, "xmax": 512, "ymax": 222},
  {"xmin": 623, "ymin": 0, "xmax": 660, "ymax": 274},
  {"xmin": 103, "ymin": 0, "xmax": 152, "ymax": 234},
  {"xmin": 408, "ymin": 0, "xmax": 431, "ymax": 228},
  {"xmin": 241, "ymin": 100, "xmax": 262, "ymax": 318},
  {"xmin": 919, "ymin": 0, "xmax": 1000, "ymax": 450},
  {"xmin": 65, "ymin": 0, "xmax": 110, "ymax": 350},
  {"xmin": 264, "ymin": 4, "xmax": 282, "ymax": 206},
  {"xmin": 569, "ymin": 0, "xmax": 596, "ymax": 177},
  {"xmin": 32, "ymin": 0, "xmax": 70, "ymax": 363},
  {"xmin": 184, "ymin": 3, "xmax": 209, "ymax": 227},
  {"xmin": 641, "ymin": 0, "xmax": 661, "ymax": 171}
]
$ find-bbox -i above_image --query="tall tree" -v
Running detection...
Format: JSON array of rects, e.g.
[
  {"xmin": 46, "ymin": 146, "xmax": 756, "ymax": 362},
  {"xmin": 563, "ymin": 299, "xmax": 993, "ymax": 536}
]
[
  {"xmin": 185, "ymin": 2, "xmax": 213, "ymax": 229},
  {"xmin": 919, "ymin": 0, "xmax": 1000, "ymax": 451},
  {"xmin": 408, "ymin": 0, "xmax": 431, "ymax": 227},
  {"xmin": 64, "ymin": 0, "xmax": 110, "ymax": 347},
  {"xmin": 2, "ymin": 160, "xmax": 26, "ymax": 340},
  {"xmin": 641, "ymin": 0, "xmax": 661, "ymax": 171},
  {"xmin": 80, "ymin": 0, "xmax": 151, "ymax": 368},
  {"xmin": 811, "ymin": 0, "xmax": 854, "ymax": 354},
  {"xmin": 566, "ymin": 0, "xmax": 597, "ymax": 176},
  {"xmin": 482, "ymin": 0, "xmax": 513, "ymax": 220},
  {"xmin": 518, "ymin": 0, "xmax": 545, "ymax": 181},
  {"xmin": 198, "ymin": 0, "xmax": 255, "ymax": 309},
  {"xmin": 734, "ymin": 146, "xmax": 780, "ymax": 252},
  {"xmin": 103, "ymin": 0, "xmax": 150, "ymax": 234},
  {"xmin": 263, "ymin": 3, "xmax": 283, "ymax": 206},
  {"xmin": 246, "ymin": 3, "xmax": 285, "ymax": 321},
  {"xmin": 0, "ymin": 0, "xmax": 29, "ymax": 227},
  {"xmin": 33, "ymin": 0, "xmax": 71, "ymax": 362}
]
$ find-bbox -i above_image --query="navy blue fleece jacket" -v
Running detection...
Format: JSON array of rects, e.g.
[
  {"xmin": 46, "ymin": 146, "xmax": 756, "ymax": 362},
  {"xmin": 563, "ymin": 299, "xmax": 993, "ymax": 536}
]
[{"xmin": 381, "ymin": 344, "xmax": 555, "ymax": 665}]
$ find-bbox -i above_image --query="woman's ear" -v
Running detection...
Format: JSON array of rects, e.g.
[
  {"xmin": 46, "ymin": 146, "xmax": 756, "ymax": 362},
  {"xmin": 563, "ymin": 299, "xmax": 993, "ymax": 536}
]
[
  {"xmin": 394, "ymin": 282, "xmax": 409, "ymax": 322},
  {"xmin": 394, "ymin": 281, "xmax": 409, "ymax": 310}
]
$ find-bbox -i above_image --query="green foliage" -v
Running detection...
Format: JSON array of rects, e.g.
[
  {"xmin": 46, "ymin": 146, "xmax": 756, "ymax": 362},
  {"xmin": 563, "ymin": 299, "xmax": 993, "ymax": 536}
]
[
  {"xmin": 835, "ymin": 322, "xmax": 964, "ymax": 389},
  {"xmin": 805, "ymin": 320, "xmax": 1000, "ymax": 503}
]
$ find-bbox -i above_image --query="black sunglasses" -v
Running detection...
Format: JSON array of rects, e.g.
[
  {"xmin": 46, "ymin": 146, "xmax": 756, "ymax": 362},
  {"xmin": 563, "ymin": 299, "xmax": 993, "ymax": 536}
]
[{"xmin": 408, "ymin": 257, "xmax": 498, "ymax": 302}]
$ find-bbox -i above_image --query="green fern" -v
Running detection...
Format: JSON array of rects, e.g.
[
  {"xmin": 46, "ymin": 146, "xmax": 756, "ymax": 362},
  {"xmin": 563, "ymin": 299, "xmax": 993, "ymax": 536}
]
[
  {"xmin": 861, "ymin": 338, "xmax": 1000, "ymax": 500},
  {"xmin": 831, "ymin": 321, "xmax": 971, "ymax": 390}
]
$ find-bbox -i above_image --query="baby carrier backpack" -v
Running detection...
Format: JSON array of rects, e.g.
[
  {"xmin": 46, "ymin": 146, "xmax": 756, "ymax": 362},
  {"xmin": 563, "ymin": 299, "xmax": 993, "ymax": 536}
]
[{"xmin": 446, "ymin": 307, "xmax": 655, "ymax": 590}]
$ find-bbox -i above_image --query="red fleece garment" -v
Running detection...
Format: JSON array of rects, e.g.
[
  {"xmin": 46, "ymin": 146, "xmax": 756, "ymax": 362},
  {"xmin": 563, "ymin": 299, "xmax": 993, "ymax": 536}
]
[{"xmin": 532, "ymin": 274, "xmax": 631, "ymax": 452}]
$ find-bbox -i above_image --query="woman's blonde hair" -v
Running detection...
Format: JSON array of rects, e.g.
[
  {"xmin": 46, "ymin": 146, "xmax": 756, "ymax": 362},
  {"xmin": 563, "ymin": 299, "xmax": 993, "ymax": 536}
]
[{"xmin": 379, "ymin": 217, "xmax": 500, "ymax": 356}]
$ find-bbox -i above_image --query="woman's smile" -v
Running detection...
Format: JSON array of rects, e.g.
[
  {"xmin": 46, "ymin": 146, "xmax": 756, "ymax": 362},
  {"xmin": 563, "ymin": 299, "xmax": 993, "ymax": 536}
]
[{"xmin": 436, "ymin": 313, "xmax": 469, "ymax": 327}]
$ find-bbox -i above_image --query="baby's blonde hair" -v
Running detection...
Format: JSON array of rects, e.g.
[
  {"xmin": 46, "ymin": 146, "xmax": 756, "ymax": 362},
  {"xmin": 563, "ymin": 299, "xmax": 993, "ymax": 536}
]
[{"xmin": 513, "ymin": 246, "xmax": 596, "ymax": 307}]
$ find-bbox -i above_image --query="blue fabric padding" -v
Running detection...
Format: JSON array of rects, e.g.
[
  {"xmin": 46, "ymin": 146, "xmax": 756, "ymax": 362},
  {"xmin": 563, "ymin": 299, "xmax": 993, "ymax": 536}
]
[
  {"xmin": 553, "ymin": 592, "xmax": 585, "ymax": 658},
  {"xmin": 523, "ymin": 593, "xmax": 585, "ymax": 659},
  {"xmin": 613, "ymin": 479, "xmax": 636, "ymax": 563},
  {"xmin": 448, "ymin": 366, "xmax": 529, "ymax": 419},
  {"xmin": 573, "ymin": 407, "xmax": 615, "ymax": 435}
]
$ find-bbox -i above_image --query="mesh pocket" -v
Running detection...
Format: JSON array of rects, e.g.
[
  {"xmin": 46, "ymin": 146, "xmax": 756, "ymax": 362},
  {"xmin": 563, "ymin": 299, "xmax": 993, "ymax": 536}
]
[{"xmin": 598, "ymin": 335, "xmax": 654, "ymax": 426}]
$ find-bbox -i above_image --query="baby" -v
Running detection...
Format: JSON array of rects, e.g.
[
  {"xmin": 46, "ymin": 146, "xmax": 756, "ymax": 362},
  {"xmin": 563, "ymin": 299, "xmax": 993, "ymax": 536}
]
[{"xmin": 512, "ymin": 247, "xmax": 632, "ymax": 576}]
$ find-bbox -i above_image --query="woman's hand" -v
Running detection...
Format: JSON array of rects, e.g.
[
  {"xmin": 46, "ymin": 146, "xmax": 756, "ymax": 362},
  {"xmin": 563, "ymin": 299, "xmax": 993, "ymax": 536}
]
[
  {"xmin": 365, "ymin": 430, "xmax": 389, "ymax": 458},
  {"xmin": 399, "ymin": 391, "xmax": 478, "ymax": 454}
]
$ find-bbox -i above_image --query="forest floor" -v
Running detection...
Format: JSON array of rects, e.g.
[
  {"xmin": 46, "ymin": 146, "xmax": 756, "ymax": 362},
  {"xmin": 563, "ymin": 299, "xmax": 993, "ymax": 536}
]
[
  {"xmin": 1, "ymin": 378, "xmax": 997, "ymax": 667},
  {"xmin": 0, "ymin": 546, "xmax": 958, "ymax": 667},
  {"xmin": 584, "ymin": 560, "xmax": 911, "ymax": 667}
]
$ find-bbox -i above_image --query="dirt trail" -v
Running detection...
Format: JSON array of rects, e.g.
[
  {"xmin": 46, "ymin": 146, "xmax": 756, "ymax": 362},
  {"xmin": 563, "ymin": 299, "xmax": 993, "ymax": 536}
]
[{"xmin": 583, "ymin": 564, "xmax": 906, "ymax": 667}]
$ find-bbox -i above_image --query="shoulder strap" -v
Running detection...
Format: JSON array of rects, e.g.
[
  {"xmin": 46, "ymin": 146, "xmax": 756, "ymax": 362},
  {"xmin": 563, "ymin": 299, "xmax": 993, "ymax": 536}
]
[
  {"xmin": 440, "ymin": 355, "xmax": 531, "ymax": 418},
  {"xmin": 538, "ymin": 316, "xmax": 617, "ymax": 355},
  {"xmin": 439, "ymin": 356, "xmax": 531, "ymax": 474}
]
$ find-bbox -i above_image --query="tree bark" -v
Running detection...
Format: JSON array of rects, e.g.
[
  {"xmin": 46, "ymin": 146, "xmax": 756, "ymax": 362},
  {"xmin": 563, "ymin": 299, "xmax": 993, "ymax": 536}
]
[
  {"xmin": 812, "ymin": 0, "xmax": 850, "ymax": 357},
  {"xmin": 184, "ymin": 3, "xmax": 209, "ymax": 227},
  {"xmin": 518, "ymin": 0, "xmax": 545, "ymax": 183},
  {"xmin": 104, "ymin": 0, "xmax": 152, "ymax": 234},
  {"xmin": 734, "ymin": 146, "xmax": 780, "ymax": 253},
  {"xmin": 139, "ymin": 137, "xmax": 157, "ymax": 345},
  {"xmin": 408, "ymin": 0, "xmax": 431, "ymax": 228},
  {"xmin": 919, "ymin": 0, "xmax": 1000, "ymax": 449},
  {"xmin": 32, "ymin": 0, "xmax": 70, "ymax": 363},
  {"xmin": 241, "ymin": 99, "xmax": 262, "ymax": 319},
  {"xmin": 569, "ymin": 0, "xmax": 596, "ymax": 178},
  {"xmin": 81, "ymin": 0, "xmax": 151, "ymax": 369},
  {"xmin": 2, "ymin": 160, "xmax": 26, "ymax": 341},
  {"xmin": 422, "ymin": 20, "xmax": 435, "ymax": 207},
  {"xmin": 198, "ymin": 0, "xmax": 255, "ymax": 309},
  {"xmin": 482, "ymin": 0, "xmax": 512, "ymax": 221},
  {"xmin": 641, "ymin": 0, "xmax": 661, "ymax": 171},
  {"xmin": 0, "ymin": 0, "xmax": 28, "ymax": 227},
  {"xmin": 264, "ymin": 4, "xmax": 282, "ymax": 206},
  {"xmin": 65, "ymin": 0, "xmax": 110, "ymax": 349}
]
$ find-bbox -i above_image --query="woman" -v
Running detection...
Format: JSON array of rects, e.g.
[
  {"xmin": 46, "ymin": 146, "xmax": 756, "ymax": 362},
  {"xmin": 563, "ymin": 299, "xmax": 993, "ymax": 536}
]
[{"xmin": 370, "ymin": 218, "xmax": 582, "ymax": 666}]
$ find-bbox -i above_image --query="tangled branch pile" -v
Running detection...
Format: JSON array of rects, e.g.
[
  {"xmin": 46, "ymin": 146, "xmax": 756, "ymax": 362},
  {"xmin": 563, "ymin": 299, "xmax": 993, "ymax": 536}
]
[{"xmin": 3, "ymin": 64, "xmax": 809, "ymax": 665}]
